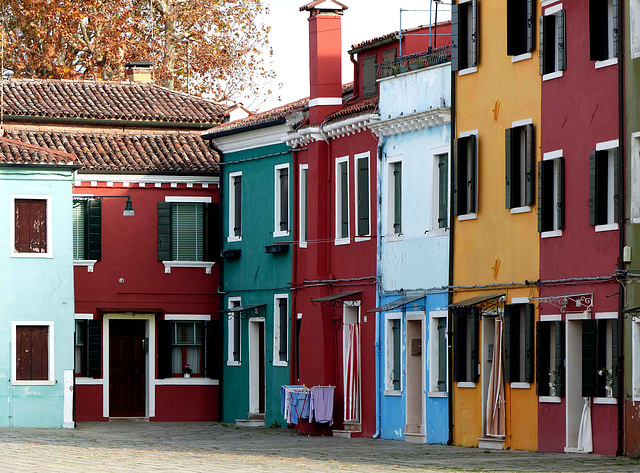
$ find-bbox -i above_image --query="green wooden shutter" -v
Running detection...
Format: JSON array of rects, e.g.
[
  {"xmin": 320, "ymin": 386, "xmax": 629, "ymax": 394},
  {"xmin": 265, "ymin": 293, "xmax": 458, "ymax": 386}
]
[
  {"xmin": 87, "ymin": 199, "xmax": 102, "ymax": 261},
  {"xmin": 539, "ymin": 16, "xmax": 545, "ymax": 75},
  {"xmin": 582, "ymin": 319, "xmax": 598, "ymax": 397},
  {"xmin": 526, "ymin": 0, "xmax": 534, "ymax": 52},
  {"xmin": 340, "ymin": 162, "xmax": 348, "ymax": 238},
  {"xmin": 536, "ymin": 321, "xmax": 550, "ymax": 396},
  {"xmin": 438, "ymin": 317, "xmax": 447, "ymax": 391},
  {"xmin": 438, "ymin": 154, "xmax": 448, "ymax": 228},
  {"xmin": 590, "ymin": 0, "xmax": 608, "ymax": 61},
  {"xmin": 204, "ymin": 320, "xmax": 221, "ymax": 379},
  {"xmin": 589, "ymin": 151, "xmax": 597, "ymax": 226},
  {"xmin": 505, "ymin": 127, "xmax": 513, "ymax": 209},
  {"xmin": 471, "ymin": 0, "xmax": 478, "ymax": 67},
  {"xmin": 357, "ymin": 157, "xmax": 369, "ymax": 236},
  {"xmin": 525, "ymin": 304, "xmax": 534, "ymax": 383},
  {"xmin": 613, "ymin": 0, "xmax": 619, "ymax": 57},
  {"xmin": 279, "ymin": 298, "xmax": 288, "ymax": 359},
  {"xmin": 393, "ymin": 162, "xmax": 402, "ymax": 234},
  {"xmin": 158, "ymin": 202, "xmax": 172, "ymax": 261},
  {"xmin": 613, "ymin": 147, "xmax": 621, "ymax": 223},
  {"xmin": 233, "ymin": 175, "xmax": 242, "ymax": 237},
  {"xmin": 363, "ymin": 56, "xmax": 376, "ymax": 96},
  {"xmin": 171, "ymin": 203, "xmax": 203, "ymax": 262},
  {"xmin": 504, "ymin": 305, "xmax": 514, "ymax": 383},
  {"xmin": 538, "ymin": 161, "xmax": 544, "ymax": 232},
  {"xmin": 612, "ymin": 319, "xmax": 619, "ymax": 398},
  {"xmin": 280, "ymin": 167, "xmax": 289, "ymax": 232},
  {"xmin": 555, "ymin": 321, "xmax": 565, "ymax": 397},
  {"xmin": 557, "ymin": 157, "xmax": 565, "ymax": 230},
  {"xmin": 451, "ymin": 4, "xmax": 459, "ymax": 72},
  {"xmin": 469, "ymin": 135, "xmax": 477, "ymax": 213},
  {"xmin": 470, "ymin": 307, "xmax": 479, "ymax": 382},
  {"xmin": 453, "ymin": 139, "xmax": 460, "ymax": 216},
  {"xmin": 453, "ymin": 309, "xmax": 465, "ymax": 382},
  {"xmin": 204, "ymin": 202, "xmax": 219, "ymax": 262},
  {"xmin": 392, "ymin": 318, "xmax": 401, "ymax": 390},
  {"xmin": 157, "ymin": 320, "xmax": 172, "ymax": 379},
  {"xmin": 558, "ymin": 10, "xmax": 567, "ymax": 71},
  {"xmin": 525, "ymin": 124, "xmax": 535, "ymax": 206},
  {"xmin": 86, "ymin": 320, "xmax": 101, "ymax": 378}
]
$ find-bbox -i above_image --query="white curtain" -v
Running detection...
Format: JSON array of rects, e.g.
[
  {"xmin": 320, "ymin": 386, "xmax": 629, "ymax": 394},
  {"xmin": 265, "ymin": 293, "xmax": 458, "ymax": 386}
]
[
  {"xmin": 344, "ymin": 324, "xmax": 360, "ymax": 421},
  {"xmin": 486, "ymin": 318, "xmax": 506, "ymax": 437},
  {"xmin": 577, "ymin": 397, "xmax": 593, "ymax": 453}
]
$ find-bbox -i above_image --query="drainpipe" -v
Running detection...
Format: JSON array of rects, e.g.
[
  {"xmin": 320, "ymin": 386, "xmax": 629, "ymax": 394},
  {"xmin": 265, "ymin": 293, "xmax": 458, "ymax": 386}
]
[
  {"xmin": 373, "ymin": 137, "xmax": 385, "ymax": 440},
  {"xmin": 447, "ymin": 61, "xmax": 456, "ymax": 446},
  {"xmin": 616, "ymin": 1, "xmax": 625, "ymax": 456},
  {"xmin": 291, "ymin": 146, "xmax": 300, "ymax": 385},
  {"xmin": 350, "ymin": 53, "xmax": 360, "ymax": 103}
]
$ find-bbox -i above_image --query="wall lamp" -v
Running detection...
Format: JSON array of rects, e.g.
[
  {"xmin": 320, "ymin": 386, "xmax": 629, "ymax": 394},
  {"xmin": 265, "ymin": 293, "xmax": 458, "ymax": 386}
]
[{"xmin": 74, "ymin": 195, "xmax": 135, "ymax": 216}]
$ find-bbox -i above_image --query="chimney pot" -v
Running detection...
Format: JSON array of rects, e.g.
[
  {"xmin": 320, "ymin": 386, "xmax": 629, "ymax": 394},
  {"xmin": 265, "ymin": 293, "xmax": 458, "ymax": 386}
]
[{"xmin": 125, "ymin": 62, "xmax": 154, "ymax": 83}]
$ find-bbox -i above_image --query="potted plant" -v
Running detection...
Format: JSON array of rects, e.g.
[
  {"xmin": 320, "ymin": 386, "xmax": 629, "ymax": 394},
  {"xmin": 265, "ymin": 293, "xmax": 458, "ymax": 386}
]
[
  {"xmin": 599, "ymin": 367, "xmax": 613, "ymax": 397},
  {"xmin": 183, "ymin": 363, "xmax": 192, "ymax": 379}
]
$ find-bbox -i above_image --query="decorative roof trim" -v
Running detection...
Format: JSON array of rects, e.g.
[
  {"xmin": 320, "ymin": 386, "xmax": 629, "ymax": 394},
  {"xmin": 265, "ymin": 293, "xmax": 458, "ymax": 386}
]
[
  {"xmin": 368, "ymin": 108, "xmax": 451, "ymax": 137},
  {"xmin": 286, "ymin": 114, "xmax": 377, "ymax": 147},
  {"xmin": 212, "ymin": 124, "xmax": 291, "ymax": 154},
  {"xmin": 74, "ymin": 173, "xmax": 219, "ymax": 186}
]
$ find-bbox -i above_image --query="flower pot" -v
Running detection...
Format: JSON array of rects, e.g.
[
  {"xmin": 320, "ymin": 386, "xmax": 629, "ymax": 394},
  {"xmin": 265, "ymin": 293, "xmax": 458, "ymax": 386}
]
[
  {"xmin": 184, "ymin": 373, "xmax": 190, "ymax": 379},
  {"xmin": 605, "ymin": 385, "xmax": 613, "ymax": 398}
]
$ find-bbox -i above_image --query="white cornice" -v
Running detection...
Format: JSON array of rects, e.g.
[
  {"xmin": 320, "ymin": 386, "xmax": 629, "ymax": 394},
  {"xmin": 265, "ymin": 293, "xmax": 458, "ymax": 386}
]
[
  {"xmin": 74, "ymin": 173, "xmax": 219, "ymax": 185},
  {"xmin": 209, "ymin": 124, "xmax": 290, "ymax": 154},
  {"xmin": 285, "ymin": 114, "xmax": 377, "ymax": 147},
  {"xmin": 368, "ymin": 108, "xmax": 451, "ymax": 137}
]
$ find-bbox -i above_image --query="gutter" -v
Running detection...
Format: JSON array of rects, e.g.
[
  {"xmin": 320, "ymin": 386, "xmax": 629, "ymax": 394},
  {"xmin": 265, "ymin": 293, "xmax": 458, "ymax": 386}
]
[
  {"xmin": 4, "ymin": 114, "xmax": 219, "ymax": 130},
  {"xmin": 447, "ymin": 61, "xmax": 456, "ymax": 447},
  {"xmin": 373, "ymin": 136, "xmax": 385, "ymax": 440},
  {"xmin": 202, "ymin": 118, "xmax": 287, "ymax": 140}
]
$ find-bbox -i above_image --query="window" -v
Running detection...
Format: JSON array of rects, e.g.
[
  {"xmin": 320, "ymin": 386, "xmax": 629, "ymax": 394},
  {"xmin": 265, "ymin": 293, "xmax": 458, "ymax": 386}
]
[
  {"xmin": 380, "ymin": 49, "xmax": 397, "ymax": 78},
  {"xmin": 582, "ymin": 317, "xmax": 619, "ymax": 398},
  {"xmin": 158, "ymin": 199, "xmax": 217, "ymax": 264},
  {"xmin": 507, "ymin": 0, "xmax": 535, "ymax": 57},
  {"xmin": 74, "ymin": 318, "xmax": 101, "ymax": 378},
  {"xmin": 387, "ymin": 161, "xmax": 402, "ymax": 235},
  {"xmin": 505, "ymin": 122, "xmax": 535, "ymax": 210},
  {"xmin": 12, "ymin": 195, "xmax": 52, "ymax": 257},
  {"xmin": 538, "ymin": 153, "xmax": 565, "ymax": 235},
  {"xmin": 336, "ymin": 157, "xmax": 350, "ymax": 242},
  {"xmin": 355, "ymin": 152, "xmax": 370, "ymax": 238},
  {"xmin": 453, "ymin": 133, "xmax": 478, "ymax": 217},
  {"xmin": 385, "ymin": 314, "xmax": 402, "ymax": 392},
  {"xmin": 274, "ymin": 295, "xmax": 288, "ymax": 366},
  {"xmin": 227, "ymin": 298, "xmax": 241, "ymax": 366},
  {"xmin": 229, "ymin": 171, "xmax": 242, "ymax": 241},
  {"xmin": 504, "ymin": 304, "xmax": 534, "ymax": 384},
  {"xmin": 171, "ymin": 322, "xmax": 203, "ymax": 376},
  {"xmin": 589, "ymin": 144, "xmax": 620, "ymax": 229},
  {"xmin": 274, "ymin": 164, "xmax": 290, "ymax": 237},
  {"xmin": 72, "ymin": 199, "xmax": 101, "ymax": 261},
  {"xmin": 453, "ymin": 307, "xmax": 479, "ymax": 383},
  {"xmin": 362, "ymin": 55, "xmax": 376, "ymax": 97},
  {"xmin": 536, "ymin": 320, "xmax": 564, "ymax": 397},
  {"xmin": 300, "ymin": 164, "xmax": 308, "ymax": 247},
  {"xmin": 452, "ymin": 0, "xmax": 478, "ymax": 72},
  {"xmin": 429, "ymin": 311, "xmax": 448, "ymax": 393},
  {"xmin": 13, "ymin": 322, "xmax": 54, "ymax": 385},
  {"xmin": 539, "ymin": 6, "xmax": 567, "ymax": 78},
  {"xmin": 590, "ymin": 0, "xmax": 618, "ymax": 63}
]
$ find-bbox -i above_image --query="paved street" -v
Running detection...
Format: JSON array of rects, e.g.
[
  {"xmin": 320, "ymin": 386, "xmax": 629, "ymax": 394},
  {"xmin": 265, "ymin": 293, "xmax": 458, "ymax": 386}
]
[{"xmin": 0, "ymin": 421, "xmax": 638, "ymax": 472}]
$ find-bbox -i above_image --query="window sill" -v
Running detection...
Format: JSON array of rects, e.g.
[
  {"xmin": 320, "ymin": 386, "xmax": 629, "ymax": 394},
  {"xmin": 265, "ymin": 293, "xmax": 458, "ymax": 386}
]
[
  {"xmin": 384, "ymin": 389, "xmax": 402, "ymax": 396},
  {"xmin": 542, "ymin": 70, "xmax": 563, "ymax": 82},
  {"xmin": 539, "ymin": 395, "xmax": 562, "ymax": 403},
  {"xmin": 273, "ymin": 230, "xmax": 290, "ymax": 238},
  {"xmin": 510, "ymin": 206, "xmax": 531, "ymax": 214},
  {"xmin": 273, "ymin": 361, "xmax": 288, "ymax": 368},
  {"xmin": 155, "ymin": 378, "xmax": 219, "ymax": 386},
  {"xmin": 457, "ymin": 213, "xmax": 477, "ymax": 222},
  {"xmin": 428, "ymin": 391, "xmax": 448, "ymax": 398},
  {"xmin": 354, "ymin": 236, "xmax": 371, "ymax": 242},
  {"xmin": 511, "ymin": 52, "xmax": 532, "ymax": 63},
  {"xmin": 457, "ymin": 382, "xmax": 476, "ymax": 389},
  {"xmin": 227, "ymin": 236, "xmax": 242, "ymax": 243},
  {"xmin": 299, "ymin": 242, "xmax": 307, "ymax": 249},
  {"xmin": 227, "ymin": 361, "xmax": 241, "ymax": 367},
  {"xmin": 595, "ymin": 58, "xmax": 618, "ymax": 69},
  {"xmin": 458, "ymin": 66, "xmax": 478, "ymax": 77},
  {"xmin": 510, "ymin": 382, "xmax": 530, "ymax": 389},
  {"xmin": 428, "ymin": 228, "xmax": 449, "ymax": 237},
  {"xmin": 163, "ymin": 261, "xmax": 215, "ymax": 274},
  {"xmin": 334, "ymin": 238, "xmax": 350, "ymax": 246},
  {"xmin": 384, "ymin": 233, "xmax": 403, "ymax": 242},
  {"xmin": 74, "ymin": 260, "xmax": 98, "ymax": 272},
  {"xmin": 593, "ymin": 397, "xmax": 617, "ymax": 405},
  {"xmin": 75, "ymin": 377, "xmax": 104, "ymax": 385},
  {"xmin": 12, "ymin": 380, "xmax": 55, "ymax": 386},
  {"xmin": 11, "ymin": 252, "xmax": 53, "ymax": 259},
  {"xmin": 541, "ymin": 230, "xmax": 563, "ymax": 239},
  {"xmin": 595, "ymin": 223, "xmax": 618, "ymax": 233}
]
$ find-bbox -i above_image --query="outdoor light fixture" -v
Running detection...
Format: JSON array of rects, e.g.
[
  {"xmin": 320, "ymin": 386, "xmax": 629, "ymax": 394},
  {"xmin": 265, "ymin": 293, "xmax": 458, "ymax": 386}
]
[{"xmin": 74, "ymin": 195, "xmax": 135, "ymax": 217}]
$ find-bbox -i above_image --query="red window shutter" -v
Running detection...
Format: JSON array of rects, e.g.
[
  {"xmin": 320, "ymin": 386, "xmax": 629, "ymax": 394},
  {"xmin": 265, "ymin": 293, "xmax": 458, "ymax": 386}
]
[
  {"xmin": 16, "ymin": 326, "xmax": 48, "ymax": 381},
  {"xmin": 15, "ymin": 199, "xmax": 47, "ymax": 253}
]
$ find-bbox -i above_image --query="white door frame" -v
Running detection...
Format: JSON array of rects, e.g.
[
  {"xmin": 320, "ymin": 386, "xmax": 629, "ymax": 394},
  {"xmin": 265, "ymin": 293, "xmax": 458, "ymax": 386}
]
[
  {"xmin": 405, "ymin": 312, "xmax": 426, "ymax": 435},
  {"xmin": 248, "ymin": 317, "xmax": 265, "ymax": 414}
]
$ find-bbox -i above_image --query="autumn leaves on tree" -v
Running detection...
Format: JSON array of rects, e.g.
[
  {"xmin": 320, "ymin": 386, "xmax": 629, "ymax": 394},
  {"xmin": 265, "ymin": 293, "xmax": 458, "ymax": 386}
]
[{"xmin": 1, "ymin": 0, "xmax": 273, "ymax": 102}]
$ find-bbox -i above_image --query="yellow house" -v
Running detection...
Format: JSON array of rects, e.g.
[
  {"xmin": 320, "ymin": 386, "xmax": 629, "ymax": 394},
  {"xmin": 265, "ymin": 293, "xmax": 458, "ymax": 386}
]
[{"xmin": 451, "ymin": 0, "xmax": 540, "ymax": 451}]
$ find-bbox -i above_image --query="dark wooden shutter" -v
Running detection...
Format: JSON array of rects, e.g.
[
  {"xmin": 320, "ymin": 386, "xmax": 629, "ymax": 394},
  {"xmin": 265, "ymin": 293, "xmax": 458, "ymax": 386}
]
[
  {"xmin": 279, "ymin": 167, "xmax": 289, "ymax": 232},
  {"xmin": 589, "ymin": 151, "xmax": 597, "ymax": 226},
  {"xmin": 538, "ymin": 161, "xmax": 544, "ymax": 232},
  {"xmin": 86, "ymin": 199, "xmax": 102, "ymax": 260},
  {"xmin": 381, "ymin": 49, "xmax": 397, "ymax": 77},
  {"xmin": 279, "ymin": 299, "xmax": 288, "ymax": 359},
  {"xmin": 468, "ymin": 135, "xmax": 477, "ymax": 213},
  {"xmin": 589, "ymin": 0, "xmax": 608, "ymax": 61},
  {"xmin": 453, "ymin": 139, "xmax": 460, "ymax": 216},
  {"xmin": 438, "ymin": 317, "xmax": 447, "ymax": 390},
  {"xmin": 453, "ymin": 309, "xmax": 465, "ymax": 382},
  {"xmin": 16, "ymin": 326, "xmax": 48, "ymax": 381},
  {"xmin": 15, "ymin": 199, "xmax": 47, "ymax": 253},
  {"xmin": 470, "ymin": 307, "xmax": 479, "ymax": 382},
  {"xmin": 392, "ymin": 319, "xmax": 401, "ymax": 390},
  {"xmin": 525, "ymin": 124, "xmax": 535, "ymax": 206},
  {"xmin": 526, "ymin": 0, "xmax": 535, "ymax": 52},
  {"xmin": 582, "ymin": 319, "xmax": 598, "ymax": 397},
  {"xmin": 613, "ymin": 147, "xmax": 621, "ymax": 223},
  {"xmin": 204, "ymin": 320, "xmax": 221, "ymax": 379},
  {"xmin": 612, "ymin": 319, "xmax": 620, "ymax": 398},
  {"xmin": 86, "ymin": 320, "xmax": 102, "ymax": 378},
  {"xmin": 157, "ymin": 320, "xmax": 172, "ymax": 379},
  {"xmin": 340, "ymin": 162, "xmax": 349, "ymax": 238},
  {"xmin": 504, "ymin": 305, "xmax": 514, "ymax": 383},
  {"xmin": 539, "ymin": 16, "xmax": 545, "ymax": 75},
  {"xmin": 536, "ymin": 321, "xmax": 550, "ymax": 396},
  {"xmin": 204, "ymin": 202, "xmax": 219, "ymax": 262},
  {"xmin": 505, "ymin": 127, "xmax": 514, "ymax": 209},
  {"xmin": 613, "ymin": 0, "xmax": 619, "ymax": 57},
  {"xmin": 393, "ymin": 162, "xmax": 402, "ymax": 233},
  {"xmin": 357, "ymin": 157, "xmax": 369, "ymax": 236},
  {"xmin": 558, "ymin": 10, "xmax": 567, "ymax": 70},
  {"xmin": 233, "ymin": 175, "xmax": 242, "ymax": 237},
  {"xmin": 524, "ymin": 303, "xmax": 534, "ymax": 383},
  {"xmin": 451, "ymin": 3, "xmax": 459, "ymax": 71},
  {"xmin": 557, "ymin": 157, "xmax": 565, "ymax": 230},
  {"xmin": 438, "ymin": 154, "xmax": 448, "ymax": 228},
  {"xmin": 471, "ymin": 0, "xmax": 478, "ymax": 67},
  {"xmin": 363, "ymin": 55, "xmax": 376, "ymax": 96},
  {"xmin": 555, "ymin": 321, "xmax": 565, "ymax": 397},
  {"xmin": 158, "ymin": 202, "xmax": 172, "ymax": 261}
]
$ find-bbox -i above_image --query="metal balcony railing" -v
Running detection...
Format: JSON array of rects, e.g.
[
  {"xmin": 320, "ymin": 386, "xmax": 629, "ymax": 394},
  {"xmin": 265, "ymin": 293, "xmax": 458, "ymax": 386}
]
[{"xmin": 376, "ymin": 44, "xmax": 452, "ymax": 79}]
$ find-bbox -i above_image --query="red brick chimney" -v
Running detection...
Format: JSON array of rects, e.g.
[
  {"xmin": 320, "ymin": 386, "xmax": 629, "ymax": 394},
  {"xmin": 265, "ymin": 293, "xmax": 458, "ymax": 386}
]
[{"xmin": 300, "ymin": 1, "xmax": 347, "ymax": 124}]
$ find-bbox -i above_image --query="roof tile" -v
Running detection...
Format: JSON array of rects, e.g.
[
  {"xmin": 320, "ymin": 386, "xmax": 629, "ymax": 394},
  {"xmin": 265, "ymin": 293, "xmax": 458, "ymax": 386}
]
[{"xmin": 0, "ymin": 136, "xmax": 76, "ymax": 165}]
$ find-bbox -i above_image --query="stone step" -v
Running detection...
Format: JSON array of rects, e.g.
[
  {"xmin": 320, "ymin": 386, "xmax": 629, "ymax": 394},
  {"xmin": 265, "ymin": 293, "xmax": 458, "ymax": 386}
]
[
  {"xmin": 478, "ymin": 436, "xmax": 505, "ymax": 450},
  {"xmin": 108, "ymin": 417, "xmax": 149, "ymax": 422},
  {"xmin": 247, "ymin": 413, "xmax": 265, "ymax": 420},
  {"xmin": 332, "ymin": 429, "xmax": 362, "ymax": 438},
  {"xmin": 404, "ymin": 432, "xmax": 426, "ymax": 444},
  {"xmin": 343, "ymin": 422, "xmax": 361, "ymax": 432},
  {"xmin": 235, "ymin": 418, "xmax": 265, "ymax": 427}
]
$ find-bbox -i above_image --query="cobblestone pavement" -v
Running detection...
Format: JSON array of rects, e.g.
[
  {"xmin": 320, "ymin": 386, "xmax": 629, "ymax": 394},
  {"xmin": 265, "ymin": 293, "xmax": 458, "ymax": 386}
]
[{"xmin": 0, "ymin": 421, "xmax": 639, "ymax": 472}]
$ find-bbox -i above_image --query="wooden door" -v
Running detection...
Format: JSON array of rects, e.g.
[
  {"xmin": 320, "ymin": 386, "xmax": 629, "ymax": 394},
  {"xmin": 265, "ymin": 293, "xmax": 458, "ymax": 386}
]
[{"xmin": 109, "ymin": 320, "xmax": 145, "ymax": 417}]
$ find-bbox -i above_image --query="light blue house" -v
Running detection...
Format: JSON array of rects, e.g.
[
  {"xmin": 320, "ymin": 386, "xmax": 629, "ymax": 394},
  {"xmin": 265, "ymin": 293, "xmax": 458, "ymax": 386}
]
[
  {"xmin": 0, "ymin": 137, "xmax": 78, "ymax": 428},
  {"xmin": 369, "ymin": 47, "xmax": 451, "ymax": 444}
]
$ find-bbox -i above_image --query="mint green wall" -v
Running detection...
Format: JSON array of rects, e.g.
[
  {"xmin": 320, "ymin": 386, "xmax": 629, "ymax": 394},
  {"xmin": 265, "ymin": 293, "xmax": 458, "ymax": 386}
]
[
  {"xmin": 221, "ymin": 142, "xmax": 292, "ymax": 426},
  {"xmin": 0, "ymin": 168, "xmax": 75, "ymax": 427}
]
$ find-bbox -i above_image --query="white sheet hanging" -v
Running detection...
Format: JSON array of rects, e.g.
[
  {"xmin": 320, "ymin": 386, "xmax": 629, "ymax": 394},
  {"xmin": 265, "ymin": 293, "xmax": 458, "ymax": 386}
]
[{"xmin": 577, "ymin": 397, "xmax": 593, "ymax": 453}]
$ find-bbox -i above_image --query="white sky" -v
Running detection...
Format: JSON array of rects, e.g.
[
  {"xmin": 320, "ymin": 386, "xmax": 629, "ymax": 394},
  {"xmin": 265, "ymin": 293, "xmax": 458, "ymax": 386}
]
[{"xmin": 254, "ymin": 0, "xmax": 451, "ymax": 112}]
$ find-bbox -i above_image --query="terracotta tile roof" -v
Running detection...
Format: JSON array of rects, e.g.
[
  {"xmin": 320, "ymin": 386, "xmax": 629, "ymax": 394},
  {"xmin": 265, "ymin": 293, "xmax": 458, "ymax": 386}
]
[
  {"xmin": 1, "ymin": 79, "xmax": 226, "ymax": 125},
  {"xmin": 0, "ymin": 136, "xmax": 76, "ymax": 165},
  {"xmin": 324, "ymin": 95, "xmax": 379, "ymax": 124},
  {"xmin": 3, "ymin": 129, "xmax": 218, "ymax": 173},
  {"xmin": 349, "ymin": 21, "xmax": 451, "ymax": 53}
]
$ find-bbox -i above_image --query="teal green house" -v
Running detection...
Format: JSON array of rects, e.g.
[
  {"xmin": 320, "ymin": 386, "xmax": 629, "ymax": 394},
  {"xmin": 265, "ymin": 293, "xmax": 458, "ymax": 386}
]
[
  {"xmin": 0, "ymin": 137, "xmax": 78, "ymax": 428},
  {"xmin": 203, "ymin": 100, "xmax": 306, "ymax": 426}
]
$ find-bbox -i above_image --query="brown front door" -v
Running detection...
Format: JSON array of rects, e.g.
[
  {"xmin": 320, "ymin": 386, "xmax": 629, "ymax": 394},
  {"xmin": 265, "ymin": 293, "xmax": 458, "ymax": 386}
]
[{"xmin": 109, "ymin": 320, "xmax": 146, "ymax": 417}]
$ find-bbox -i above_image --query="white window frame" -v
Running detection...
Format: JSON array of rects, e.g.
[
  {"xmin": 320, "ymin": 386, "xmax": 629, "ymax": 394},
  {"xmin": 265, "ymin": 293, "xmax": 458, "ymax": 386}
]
[
  {"xmin": 456, "ymin": 130, "xmax": 478, "ymax": 221},
  {"xmin": 594, "ymin": 139, "xmax": 619, "ymax": 232},
  {"xmin": 273, "ymin": 294, "xmax": 289, "ymax": 367},
  {"xmin": 335, "ymin": 156, "xmax": 350, "ymax": 245},
  {"xmin": 354, "ymin": 152, "xmax": 371, "ymax": 241},
  {"xmin": 541, "ymin": 149, "xmax": 564, "ymax": 238},
  {"xmin": 384, "ymin": 312, "xmax": 402, "ymax": 394},
  {"xmin": 385, "ymin": 155, "xmax": 403, "ymax": 240},
  {"xmin": 299, "ymin": 164, "xmax": 309, "ymax": 248},
  {"xmin": 431, "ymin": 146, "xmax": 450, "ymax": 235},
  {"xmin": 633, "ymin": 319, "xmax": 640, "ymax": 401},
  {"xmin": 10, "ymin": 194, "xmax": 53, "ymax": 258},
  {"xmin": 228, "ymin": 171, "xmax": 242, "ymax": 242},
  {"xmin": 227, "ymin": 297, "xmax": 241, "ymax": 366},
  {"xmin": 542, "ymin": 4, "xmax": 565, "ymax": 82},
  {"xmin": 631, "ymin": 0, "xmax": 640, "ymax": 58},
  {"xmin": 274, "ymin": 163, "xmax": 290, "ymax": 238},
  {"xmin": 12, "ymin": 321, "xmax": 55, "ymax": 386},
  {"xmin": 428, "ymin": 310, "xmax": 448, "ymax": 396}
]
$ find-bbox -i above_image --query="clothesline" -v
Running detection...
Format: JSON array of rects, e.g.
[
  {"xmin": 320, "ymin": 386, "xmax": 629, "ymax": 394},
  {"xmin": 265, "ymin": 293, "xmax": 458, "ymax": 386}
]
[{"xmin": 281, "ymin": 385, "xmax": 335, "ymax": 427}]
